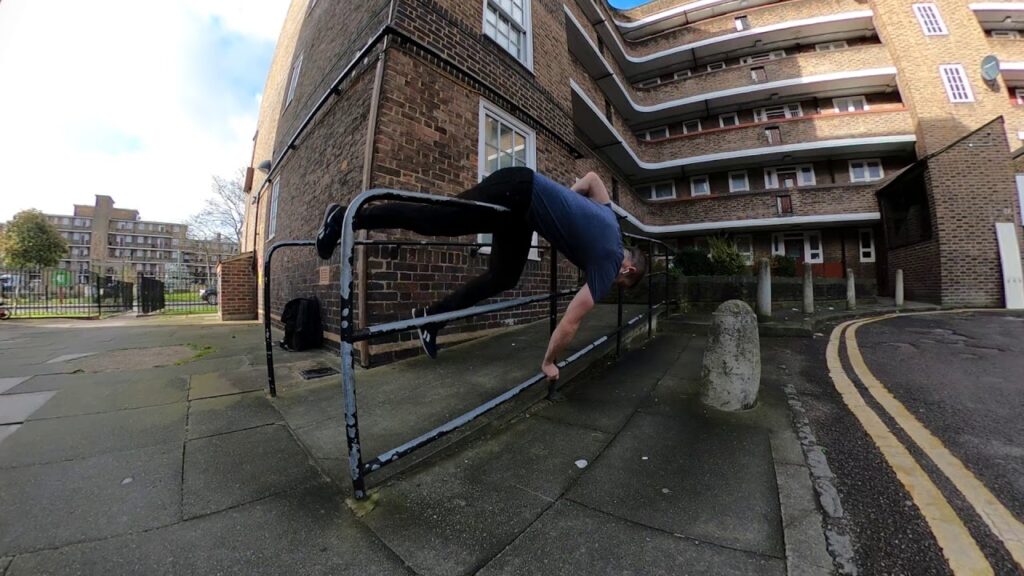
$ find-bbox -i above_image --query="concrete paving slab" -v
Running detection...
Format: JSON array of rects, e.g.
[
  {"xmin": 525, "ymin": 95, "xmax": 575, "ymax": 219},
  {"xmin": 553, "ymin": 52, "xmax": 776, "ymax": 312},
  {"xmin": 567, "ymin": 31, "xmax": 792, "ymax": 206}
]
[
  {"xmin": 0, "ymin": 378, "xmax": 29, "ymax": 394},
  {"xmin": 362, "ymin": 417, "xmax": 610, "ymax": 576},
  {"xmin": 7, "ymin": 484, "xmax": 412, "ymax": 576},
  {"xmin": 0, "ymin": 442, "xmax": 181, "ymax": 555},
  {"xmin": 188, "ymin": 367, "xmax": 266, "ymax": 400},
  {"xmin": 0, "ymin": 424, "xmax": 20, "ymax": 446},
  {"xmin": 0, "ymin": 392, "xmax": 55, "ymax": 425},
  {"xmin": 0, "ymin": 403, "xmax": 186, "ymax": 468},
  {"xmin": 567, "ymin": 412, "xmax": 784, "ymax": 558},
  {"xmin": 182, "ymin": 424, "xmax": 321, "ymax": 519},
  {"xmin": 186, "ymin": 390, "xmax": 281, "ymax": 440},
  {"xmin": 477, "ymin": 499, "xmax": 784, "ymax": 576},
  {"xmin": 27, "ymin": 376, "xmax": 187, "ymax": 420},
  {"xmin": 0, "ymin": 556, "xmax": 9, "ymax": 574}
]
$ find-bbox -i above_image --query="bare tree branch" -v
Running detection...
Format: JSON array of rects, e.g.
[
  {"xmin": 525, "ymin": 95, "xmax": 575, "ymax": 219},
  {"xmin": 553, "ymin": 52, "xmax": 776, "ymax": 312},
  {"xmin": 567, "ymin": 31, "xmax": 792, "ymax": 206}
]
[{"xmin": 187, "ymin": 169, "xmax": 246, "ymax": 245}]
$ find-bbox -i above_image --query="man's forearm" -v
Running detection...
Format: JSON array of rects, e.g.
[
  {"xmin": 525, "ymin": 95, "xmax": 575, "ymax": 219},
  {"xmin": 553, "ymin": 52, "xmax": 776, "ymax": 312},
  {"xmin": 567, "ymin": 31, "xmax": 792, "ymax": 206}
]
[{"xmin": 543, "ymin": 318, "xmax": 581, "ymax": 365}]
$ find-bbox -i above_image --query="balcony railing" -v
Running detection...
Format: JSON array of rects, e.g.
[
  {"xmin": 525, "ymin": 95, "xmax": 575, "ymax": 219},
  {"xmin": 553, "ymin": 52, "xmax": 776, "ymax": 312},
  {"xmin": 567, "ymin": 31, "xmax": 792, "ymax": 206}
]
[
  {"xmin": 630, "ymin": 109, "xmax": 914, "ymax": 164},
  {"xmin": 617, "ymin": 0, "xmax": 872, "ymax": 57}
]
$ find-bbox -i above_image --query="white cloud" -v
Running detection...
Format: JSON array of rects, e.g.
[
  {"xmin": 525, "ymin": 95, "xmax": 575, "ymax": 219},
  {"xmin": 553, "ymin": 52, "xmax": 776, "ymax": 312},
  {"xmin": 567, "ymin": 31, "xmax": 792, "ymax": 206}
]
[{"xmin": 0, "ymin": 0, "xmax": 290, "ymax": 223}]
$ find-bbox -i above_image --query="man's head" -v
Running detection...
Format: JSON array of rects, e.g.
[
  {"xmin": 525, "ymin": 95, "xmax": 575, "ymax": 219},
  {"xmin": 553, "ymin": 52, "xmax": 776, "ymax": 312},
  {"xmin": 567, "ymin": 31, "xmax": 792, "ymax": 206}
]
[{"xmin": 614, "ymin": 246, "xmax": 646, "ymax": 288}]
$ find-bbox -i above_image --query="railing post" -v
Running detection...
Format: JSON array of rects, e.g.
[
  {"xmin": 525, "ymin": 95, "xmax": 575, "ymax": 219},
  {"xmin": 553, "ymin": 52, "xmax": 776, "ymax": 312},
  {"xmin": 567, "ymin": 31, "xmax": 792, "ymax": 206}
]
[
  {"xmin": 646, "ymin": 242, "xmax": 653, "ymax": 338},
  {"xmin": 616, "ymin": 285, "xmax": 623, "ymax": 357},
  {"xmin": 549, "ymin": 248, "xmax": 557, "ymax": 335},
  {"xmin": 96, "ymin": 273, "xmax": 102, "ymax": 318},
  {"xmin": 263, "ymin": 248, "xmax": 277, "ymax": 397},
  {"xmin": 664, "ymin": 248, "xmax": 670, "ymax": 306},
  {"xmin": 339, "ymin": 200, "xmax": 367, "ymax": 500}
]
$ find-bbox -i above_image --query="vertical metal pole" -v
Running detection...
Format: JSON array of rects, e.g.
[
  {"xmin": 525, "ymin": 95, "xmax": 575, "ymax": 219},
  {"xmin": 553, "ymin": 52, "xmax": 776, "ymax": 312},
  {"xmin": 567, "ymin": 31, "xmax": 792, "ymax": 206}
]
[
  {"xmin": 548, "ymin": 249, "xmax": 557, "ymax": 335},
  {"xmin": 96, "ymin": 273, "xmax": 102, "ymax": 318},
  {"xmin": 647, "ymin": 241, "xmax": 653, "ymax": 338},
  {"xmin": 262, "ymin": 247, "xmax": 277, "ymax": 397},
  {"xmin": 664, "ymin": 249, "xmax": 670, "ymax": 306},
  {"xmin": 616, "ymin": 285, "xmax": 623, "ymax": 357},
  {"xmin": 339, "ymin": 199, "xmax": 367, "ymax": 499}
]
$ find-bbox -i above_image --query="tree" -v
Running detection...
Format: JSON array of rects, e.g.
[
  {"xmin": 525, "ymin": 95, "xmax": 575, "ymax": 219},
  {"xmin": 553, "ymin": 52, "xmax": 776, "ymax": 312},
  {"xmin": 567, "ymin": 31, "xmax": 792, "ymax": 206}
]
[
  {"xmin": 187, "ymin": 169, "xmax": 246, "ymax": 246},
  {"xmin": 0, "ymin": 210, "xmax": 67, "ymax": 268}
]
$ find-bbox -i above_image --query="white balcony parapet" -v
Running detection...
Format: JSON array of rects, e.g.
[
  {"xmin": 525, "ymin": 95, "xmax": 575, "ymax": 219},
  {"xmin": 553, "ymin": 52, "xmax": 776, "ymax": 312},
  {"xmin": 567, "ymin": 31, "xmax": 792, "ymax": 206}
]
[
  {"xmin": 1000, "ymin": 61, "xmax": 1024, "ymax": 81},
  {"xmin": 611, "ymin": 0, "xmax": 780, "ymax": 39},
  {"xmin": 574, "ymin": 0, "xmax": 874, "ymax": 77},
  {"xmin": 571, "ymin": 79, "xmax": 917, "ymax": 177},
  {"xmin": 611, "ymin": 203, "xmax": 881, "ymax": 235}
]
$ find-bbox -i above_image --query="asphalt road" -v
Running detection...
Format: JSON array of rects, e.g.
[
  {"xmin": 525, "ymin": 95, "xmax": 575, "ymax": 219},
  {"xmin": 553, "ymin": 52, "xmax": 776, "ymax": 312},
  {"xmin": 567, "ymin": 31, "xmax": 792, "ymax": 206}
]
[{"xmin": 762, "ymin": 311, "xmax": 1024, "ymax": 575}]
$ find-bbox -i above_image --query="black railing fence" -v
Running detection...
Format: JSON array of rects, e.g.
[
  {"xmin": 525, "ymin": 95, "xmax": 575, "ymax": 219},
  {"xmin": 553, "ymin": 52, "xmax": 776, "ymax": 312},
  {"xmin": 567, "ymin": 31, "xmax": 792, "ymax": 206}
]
[
  {"xmin": 262, "ymin": 190, "xmax": 674, "ymax": 500},
  {"xmin": 0, "ymin": 267, "xmax": 133, "ymax": 318},
  {"xmin": 134, "ymin": 270, "xmax": 218, "ymax": 316}
]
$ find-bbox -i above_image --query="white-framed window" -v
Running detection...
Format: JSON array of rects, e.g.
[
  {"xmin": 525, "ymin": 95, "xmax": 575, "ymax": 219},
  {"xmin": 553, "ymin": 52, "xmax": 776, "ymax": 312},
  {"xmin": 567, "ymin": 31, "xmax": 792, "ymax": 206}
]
[
  {"xmin": 774, "ymin": 232, "xmax": 822, "ymax": 262},
  {"xmin": 1016, "ymin": 88, "xmax": 1024, "ymax": 105},
  {"xmin": 753, "ymin": 103, "xmax": 803, "ymax": 122},
  {"xmin": 673, "ymin": 69, "xmax": 692, "ymax": 80},
  {"xmin": 706, "ymin": 61, "xmax": 726, "ymax": 72},
  {"xmin": 477, "ymin": 100, "xmax": 538, "ymax": 257},
  {"xmin": 815, "ymin": 40, "xmax": 849, "ymax": 51},
  {"xmin": 682, "ymin": 119, "xmax": 701, "ymax": 134},
  {"xmin": 859, "ymin": 228, "xmax": 876, "ymax": 262},
  {"xmin": 734, "ymin": 235, "xmax": 753, "ymax": 265},
  {"xmin": 286, "ymin": 53, "xmax": 303, "ymax": 107},
  {"xmin": 637, "ymin": 126, "xmax": 669, "ymax": 141},
  {"xmin": 765, "ymin": 165, "xmax": 815, "ymax": 188},
  {"xmin": 805, "ymin": 231, "xmax": 823, "ymax": 263},
  {"xmin": 913, "ymin": 3, "xmax": 948, "ymax": 35},
  {"xmin": 835, "ymin": 96, "xmax": 868, "ymax": 113},
  {"xmin": 484, "ymin": 0, "xmax": 532, "ymax": 68},
  {"xmin": 939, "ymin": 64, "xmax": 975, "ymax": 103},
  {"xmin": 739, "ymin": 50, "xmax": 785, "ymax": 65},
  {"xmin": 735, "ymin": 15, "xmax": 750, "ymax": 31},
  {"xmin": 640, "ymin": 181, "xmax": 677, "ymax": 200},
  {"xmin": 636, "ymin": 77, "xmax": 662, "ymax": 88},
  {"xmin": 849, "ymin": 159, "xmax": 885, "ymax": 182},
  {"xmin": 992, "ymin": 30, "xmax": 1021, "ymax": 39},
  {"xmin": 719, "ymin": 113, "xmax": 739, "ymax": 128},
  {"xmin": 728, "ymin": 170, "xmax": 750, "ymax": 192},
  {"xmin": 690, "ymin": 175, "xmax": 710, "ymax": 197},
  {"xmin": 268, "ymin": 178, "xmax": 280, "ymax": 239}
]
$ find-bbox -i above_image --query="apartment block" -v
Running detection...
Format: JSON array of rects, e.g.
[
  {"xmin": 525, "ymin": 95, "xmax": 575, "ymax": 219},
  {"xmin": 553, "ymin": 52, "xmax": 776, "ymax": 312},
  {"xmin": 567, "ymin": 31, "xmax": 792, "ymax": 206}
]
[
  {"xmin": 241, "ymin": 0, "xmax": 1024, "ymax": 360},
  {"xmin": 45, "ymin": 195, "xmax": 238, "ymax": 281}
]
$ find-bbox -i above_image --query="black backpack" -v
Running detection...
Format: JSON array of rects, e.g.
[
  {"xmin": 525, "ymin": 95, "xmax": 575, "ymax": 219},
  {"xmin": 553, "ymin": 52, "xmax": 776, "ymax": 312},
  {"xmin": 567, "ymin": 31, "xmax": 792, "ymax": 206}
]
[{"xmin": 280, "ymin": 297, "xmax": 323, "ymax": 351}]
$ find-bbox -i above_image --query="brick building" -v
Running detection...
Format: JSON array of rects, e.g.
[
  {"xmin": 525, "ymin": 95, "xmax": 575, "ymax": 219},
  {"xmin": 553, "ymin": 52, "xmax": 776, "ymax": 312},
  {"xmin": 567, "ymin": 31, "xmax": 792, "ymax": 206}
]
[
  {"xmin": 241, "ymin": 0, "xmax": 1024, "ymax": 360},
  {"xmin": 44, "ymin": 195, "xmax": 238, "ymax": 282}
]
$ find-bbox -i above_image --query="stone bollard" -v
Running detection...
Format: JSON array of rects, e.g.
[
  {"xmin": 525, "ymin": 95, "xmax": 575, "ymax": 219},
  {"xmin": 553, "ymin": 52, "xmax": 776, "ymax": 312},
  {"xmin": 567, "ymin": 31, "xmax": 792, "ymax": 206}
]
[
  {"xmin": 700, "ymin": 300, "xmax": 761, "ymax": 411},
  {"xmin": 846, "ymin": 269, "xmax": 856, "ymax": 310},
  {"xmin": 895, "ymin": 269, "xmax": 904, "ymax": 308},
  {"xmin": 802, "ymin": 263, "xmax": 815, "ymax": 315},
  {"xmin": 756, "ymin": 258, "xmax": 772, "ymax": 321}
]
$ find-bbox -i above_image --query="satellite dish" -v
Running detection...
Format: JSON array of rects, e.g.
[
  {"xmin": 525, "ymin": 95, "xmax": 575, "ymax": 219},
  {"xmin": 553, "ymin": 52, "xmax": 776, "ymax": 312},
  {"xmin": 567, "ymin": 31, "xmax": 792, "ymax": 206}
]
[{"xmin": 981, "ymin": 54, "xmax": 1001, "ymax": 82}]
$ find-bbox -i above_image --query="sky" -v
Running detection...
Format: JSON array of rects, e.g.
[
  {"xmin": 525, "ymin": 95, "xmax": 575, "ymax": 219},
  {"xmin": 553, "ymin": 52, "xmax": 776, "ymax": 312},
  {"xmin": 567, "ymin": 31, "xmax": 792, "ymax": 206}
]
[
  {"xmin": 0, "ymin": 0, "xmax": 291, "ymax": 223},
  {"xmin": 607, "ymin": 0, "xmax": 652, "ymax": 8}
]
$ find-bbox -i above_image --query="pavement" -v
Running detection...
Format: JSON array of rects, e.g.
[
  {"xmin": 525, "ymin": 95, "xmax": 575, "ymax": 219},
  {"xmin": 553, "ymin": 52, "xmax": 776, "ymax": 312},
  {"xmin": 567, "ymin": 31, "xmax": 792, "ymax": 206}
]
[{"xmin": 0, "ymin": 306, "xmax": 834, "ymax": 575}]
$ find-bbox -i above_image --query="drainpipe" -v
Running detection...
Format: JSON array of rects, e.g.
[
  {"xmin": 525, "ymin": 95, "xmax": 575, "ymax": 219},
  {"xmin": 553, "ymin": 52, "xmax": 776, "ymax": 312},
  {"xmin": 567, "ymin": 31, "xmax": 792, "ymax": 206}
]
[{"xmin": 356, "ymin": 38, "xmax": 390, "ymax": 367}]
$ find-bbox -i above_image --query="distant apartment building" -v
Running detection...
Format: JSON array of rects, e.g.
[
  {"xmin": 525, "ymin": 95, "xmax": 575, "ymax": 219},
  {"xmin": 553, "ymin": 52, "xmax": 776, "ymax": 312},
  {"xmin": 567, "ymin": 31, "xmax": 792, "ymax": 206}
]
[
  {"xmin": 239, "ymin": 0, "xmax": 1024, "ymax": 361},
  {"xmin": 45, "ymin": 195, "xmax": 238, "ymax": 281}
]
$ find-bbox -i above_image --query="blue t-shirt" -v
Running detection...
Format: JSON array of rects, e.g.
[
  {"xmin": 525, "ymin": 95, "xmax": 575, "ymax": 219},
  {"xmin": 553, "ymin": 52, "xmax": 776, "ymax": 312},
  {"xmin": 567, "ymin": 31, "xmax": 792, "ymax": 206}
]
[{"xmin": 528, "ymin": 173, "xmax": 623, "ymax": 301}]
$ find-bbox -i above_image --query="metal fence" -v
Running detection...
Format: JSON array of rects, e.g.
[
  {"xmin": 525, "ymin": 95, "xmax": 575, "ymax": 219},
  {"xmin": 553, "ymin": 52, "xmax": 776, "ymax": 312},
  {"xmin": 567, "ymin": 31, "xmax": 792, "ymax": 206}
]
[
  {"xmin": 0, "ymin": 267, "xmax": 134, "ymax": 319},
  {"xmin": 262, "ymin": 189, "xmax": 674, "ymax": 499},
  {"xmin": 135, "ymin": 270, "xmax": 218, "ymax": 316}
]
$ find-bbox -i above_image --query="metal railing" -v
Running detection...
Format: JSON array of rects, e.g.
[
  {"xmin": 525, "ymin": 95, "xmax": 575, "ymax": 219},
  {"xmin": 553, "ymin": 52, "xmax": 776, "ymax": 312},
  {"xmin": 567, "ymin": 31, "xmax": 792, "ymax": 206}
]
[
  {"xmin": 0, "ymin": 267, "xmax": 133, "ymax": 318},
  {"xmin": 262, "ymin": 190, "xmax": 673, "ymax": 499}
]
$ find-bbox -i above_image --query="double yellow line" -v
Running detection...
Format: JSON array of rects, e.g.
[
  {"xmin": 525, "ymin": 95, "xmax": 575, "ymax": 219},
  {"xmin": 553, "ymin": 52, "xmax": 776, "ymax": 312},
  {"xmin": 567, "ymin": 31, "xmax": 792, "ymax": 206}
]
[{"xmin": 827, "ymin": 312, "xmax": 1024, "ymax": 575}]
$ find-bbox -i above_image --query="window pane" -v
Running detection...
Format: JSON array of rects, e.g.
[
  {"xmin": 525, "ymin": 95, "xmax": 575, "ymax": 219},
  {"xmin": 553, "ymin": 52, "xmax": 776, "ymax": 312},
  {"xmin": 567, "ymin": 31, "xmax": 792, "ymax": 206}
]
[
  {"xmin": 868, "ymin": 163, "xmax": 882, "ymax": 178},
  {"xmin": 852, "ymin": 164, "xmax": 866, "ymax": 180}
]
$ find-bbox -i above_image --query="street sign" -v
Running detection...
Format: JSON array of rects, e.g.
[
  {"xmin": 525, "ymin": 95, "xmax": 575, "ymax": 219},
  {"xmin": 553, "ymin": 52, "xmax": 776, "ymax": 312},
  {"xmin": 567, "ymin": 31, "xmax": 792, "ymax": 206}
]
[{"xmin": 52, "ymin": 269, "xmax": 72, "ymax": 287}]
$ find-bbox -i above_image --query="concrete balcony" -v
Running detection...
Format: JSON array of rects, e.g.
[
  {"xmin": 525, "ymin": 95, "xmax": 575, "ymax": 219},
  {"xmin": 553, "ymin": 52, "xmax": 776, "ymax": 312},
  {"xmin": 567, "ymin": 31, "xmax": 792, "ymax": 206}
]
[
  {"xmin": 609, "ymin": 0, "xmax": 783, "ymax": 41},
  {"xmin": 970, "ymin": 3, "xmax": 1024, "ymax": 31},
  {"xmin": 572, "ymin": 79, "xmax": 916, "ymax": 178},
  {"xmin": 567, "ymin": 12, "xmax": 898, "ymax": 124},
  {"xmin": 615, "ymin": 183, "xmax": 882, "ymax": 230},
  {"xmin": 573, "ymin": 0, "xmax": 874, "ymax": 78}
]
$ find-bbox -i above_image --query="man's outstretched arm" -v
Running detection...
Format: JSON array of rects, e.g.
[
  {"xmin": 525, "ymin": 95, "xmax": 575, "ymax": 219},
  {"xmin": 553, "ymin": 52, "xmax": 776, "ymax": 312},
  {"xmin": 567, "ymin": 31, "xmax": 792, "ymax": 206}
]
[
  {"xmin": 541, "ymin": 285, "xmax": 595, "ymax": 381},
  {"xmin": 570, "ymin": 172, "xmax": 611, "ymax": 205}
]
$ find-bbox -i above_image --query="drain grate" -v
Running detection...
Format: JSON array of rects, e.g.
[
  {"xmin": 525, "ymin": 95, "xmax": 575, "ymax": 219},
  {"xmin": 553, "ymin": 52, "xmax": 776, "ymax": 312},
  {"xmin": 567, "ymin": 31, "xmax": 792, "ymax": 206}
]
[{"xmin": 299, "ymin": 366, "xmax": 340, "ymax": 380}]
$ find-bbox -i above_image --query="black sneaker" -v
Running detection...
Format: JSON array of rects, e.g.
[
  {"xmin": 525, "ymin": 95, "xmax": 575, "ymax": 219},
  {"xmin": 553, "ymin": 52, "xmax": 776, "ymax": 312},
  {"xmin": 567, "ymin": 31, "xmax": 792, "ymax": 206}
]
[
  {"xmin": 412, "ymin": 308, "xmax": 439, "ymax": 359},
  {"xmin": 315, "ymin": 203, "xmax": 347, "ymax": 260}
]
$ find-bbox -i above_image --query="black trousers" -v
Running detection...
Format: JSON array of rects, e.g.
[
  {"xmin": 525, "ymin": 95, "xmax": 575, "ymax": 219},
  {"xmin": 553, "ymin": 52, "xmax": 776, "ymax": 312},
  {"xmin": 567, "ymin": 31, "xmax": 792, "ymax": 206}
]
[{"xmin": 355, "ymin": 167, "xmax": 535, "ymax": 327}]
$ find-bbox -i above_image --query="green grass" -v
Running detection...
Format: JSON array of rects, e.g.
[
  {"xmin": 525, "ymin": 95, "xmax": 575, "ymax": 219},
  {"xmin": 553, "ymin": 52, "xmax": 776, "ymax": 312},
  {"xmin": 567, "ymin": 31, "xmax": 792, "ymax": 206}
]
[
  {"xmin": 160, "ymin": 306, "xmax": 217, "ymax": 316},
  {"xmin": 165, "ymin": 292, "xmax": 206, "ymax": 303},
  {"xmin": 177, "ymin": 342, "xmax": 216, "ymax": 365}
]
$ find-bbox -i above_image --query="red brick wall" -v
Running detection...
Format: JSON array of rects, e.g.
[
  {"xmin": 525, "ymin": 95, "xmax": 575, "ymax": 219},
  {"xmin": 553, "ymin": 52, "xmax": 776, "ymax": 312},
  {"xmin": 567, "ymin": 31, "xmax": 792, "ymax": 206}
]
[
  {"xmin": 887, "ymin": 239, "xmax": 941, "ymax": 304},
  {"xmin": 218, "ymin": 252, "xmax": 257, "ymax": 321}
]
